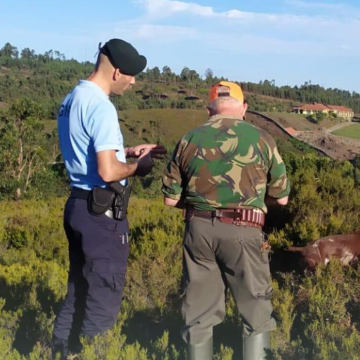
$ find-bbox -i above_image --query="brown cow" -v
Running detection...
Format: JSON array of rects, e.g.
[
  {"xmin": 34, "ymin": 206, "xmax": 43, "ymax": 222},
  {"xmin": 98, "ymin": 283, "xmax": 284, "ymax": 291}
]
[{"xmin": 287, "ymin": 232, "xmax": 360, "ymax": 270}]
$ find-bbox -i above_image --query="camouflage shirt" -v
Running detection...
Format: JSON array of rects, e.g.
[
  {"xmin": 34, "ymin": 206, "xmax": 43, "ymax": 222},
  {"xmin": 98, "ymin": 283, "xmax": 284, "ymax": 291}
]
[{"xmin": 162, "ymin": 115, "xmax": 290, "ymax": 213}]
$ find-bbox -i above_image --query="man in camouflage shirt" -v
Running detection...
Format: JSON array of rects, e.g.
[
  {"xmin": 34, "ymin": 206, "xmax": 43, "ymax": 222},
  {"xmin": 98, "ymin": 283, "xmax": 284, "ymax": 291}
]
[{"xmin": 162, "ymin": 82, "xmax": 290, "ymax": 360}]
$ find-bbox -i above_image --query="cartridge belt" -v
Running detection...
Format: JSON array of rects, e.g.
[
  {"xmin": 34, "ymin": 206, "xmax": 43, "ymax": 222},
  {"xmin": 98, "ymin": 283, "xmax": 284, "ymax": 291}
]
[{"xmin": 184, "ymin": 207, "xmax": 265, "ymax": 228}]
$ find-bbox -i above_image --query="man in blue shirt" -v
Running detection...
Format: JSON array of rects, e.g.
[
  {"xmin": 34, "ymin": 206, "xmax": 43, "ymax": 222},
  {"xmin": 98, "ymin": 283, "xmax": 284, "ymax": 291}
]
[{"xmin": 52, "ymin": 39, "xmax": 166, "ymax": 359}]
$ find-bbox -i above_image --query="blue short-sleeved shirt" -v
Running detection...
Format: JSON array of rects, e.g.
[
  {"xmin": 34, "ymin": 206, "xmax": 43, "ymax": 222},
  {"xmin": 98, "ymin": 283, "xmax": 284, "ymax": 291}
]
[{"xmin": 58, "ymin": 80, "xmax": 126, "ymax": 190}]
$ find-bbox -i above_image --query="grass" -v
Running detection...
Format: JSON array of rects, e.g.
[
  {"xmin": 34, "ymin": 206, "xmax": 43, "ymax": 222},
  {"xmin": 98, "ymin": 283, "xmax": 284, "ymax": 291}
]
[
  {"xmin": 43, "ymin": 108, "xmax": 300, "ymax": 156},
  {"xmin": 42, "ymin": 108, "xmax": 207, "ymax": 145},
  {"xmin": 261, "ymin": 111, "xmax": 346, "ymax": 131},
  {"xmin": 261, "ymin": 111, "xmax": 316, "ymax": 131},
  {"xmin": 120, "ymin": 108, "xmax": 207, "ymax": 147},
  {"xmin": 42, "ymin": 106, "xmax": 305, "ymax": 159},
  {"xmin": 332, "ymin": 123, "xmax": 360, "ymax": 140}
]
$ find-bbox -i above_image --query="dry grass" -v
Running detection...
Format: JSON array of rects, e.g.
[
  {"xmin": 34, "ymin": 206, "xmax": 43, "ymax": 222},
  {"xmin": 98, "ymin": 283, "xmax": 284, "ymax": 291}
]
[
  {"xmin": 120, "ymin": 108, "xmax": 207, "ymax": 146},
  {"xmin": 261, "ymin": 111, "xmax": 344, "ymax": 131}
]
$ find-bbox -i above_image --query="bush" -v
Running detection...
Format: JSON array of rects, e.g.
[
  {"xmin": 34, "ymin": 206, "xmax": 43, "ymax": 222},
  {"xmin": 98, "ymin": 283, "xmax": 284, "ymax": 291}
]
[{"xmin": 1, "ymin": 151, "xmax": 360, "ymax": 358}]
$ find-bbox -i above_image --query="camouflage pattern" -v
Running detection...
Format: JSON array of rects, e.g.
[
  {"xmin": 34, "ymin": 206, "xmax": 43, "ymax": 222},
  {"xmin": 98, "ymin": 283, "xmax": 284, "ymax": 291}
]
[{"xmin": 162, "ymin": 114, "xmax": 290, "ymax": 213}]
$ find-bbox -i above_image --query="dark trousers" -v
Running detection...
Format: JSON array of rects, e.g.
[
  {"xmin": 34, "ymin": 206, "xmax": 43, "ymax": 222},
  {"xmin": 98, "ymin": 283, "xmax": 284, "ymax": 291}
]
[
  {"xmin": 181, "ymin": 217, "xmax": 276, "ymax": 344},
  {"xmin": 53, "ymin": 196, "xmax": 129, "ymax": 347}
]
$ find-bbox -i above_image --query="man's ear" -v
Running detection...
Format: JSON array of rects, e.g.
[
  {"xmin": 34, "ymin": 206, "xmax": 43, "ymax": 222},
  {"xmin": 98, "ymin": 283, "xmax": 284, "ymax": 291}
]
[
  {"xmin": 242, "ymin": 102, "xmax": 248, "ymax": 118},
  {"xmin": 243, "ymin": 102, "xmax": 248, "ymax": 114},
  {"xmin": 113, "ymin": 68, "xmax": 120, "ymax": 81}
]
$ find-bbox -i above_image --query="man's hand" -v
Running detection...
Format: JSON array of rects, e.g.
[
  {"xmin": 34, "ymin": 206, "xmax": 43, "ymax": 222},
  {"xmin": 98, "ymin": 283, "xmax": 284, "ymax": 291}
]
[
  {"xmin": 97, "ymin": 150, "xmax": 138, "ymax": 182},
  {"xmin": 265, "ymin": 195, "xmax": 289, "ymax": 207},
  {"xmin": 126, "ymin": 144, "xmax": 167, "ymax": 159},
  {"xmin": 134, "ymin": 150, "xmax": 154, "ymax": 177},
  {"xmin": 164, "ymin": 196, "xmax": 184, "ymax": 209}
]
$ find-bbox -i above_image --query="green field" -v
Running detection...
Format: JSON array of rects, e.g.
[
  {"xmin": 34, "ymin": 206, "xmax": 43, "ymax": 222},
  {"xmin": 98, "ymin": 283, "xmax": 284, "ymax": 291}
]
[{"xmin": 332, "ymin": 123, "xmax": 360, "ymax": 139}]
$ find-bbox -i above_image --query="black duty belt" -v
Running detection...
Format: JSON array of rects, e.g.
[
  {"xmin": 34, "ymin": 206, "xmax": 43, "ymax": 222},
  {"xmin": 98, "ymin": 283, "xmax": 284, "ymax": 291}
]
[
  {"xmin": 70, "ymin": 187, "xmax": 115, "ymax": 219},
  {"xmin": 184, "ymin": 207, "xmax": 265, "ymax": 228},
  {"xmin": 70, "ymin": 187, "xmax": 91, "ymax": 200},
  {"xmin": 70, "ymin": 187, "xmax": 131, "ymax": 220}
]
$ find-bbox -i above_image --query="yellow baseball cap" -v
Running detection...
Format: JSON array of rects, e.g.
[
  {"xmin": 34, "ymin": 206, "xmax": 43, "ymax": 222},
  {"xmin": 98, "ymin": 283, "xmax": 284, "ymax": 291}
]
[{"xmin": 209, "ymin": 81, "xmax": 244, "ymax": 103}]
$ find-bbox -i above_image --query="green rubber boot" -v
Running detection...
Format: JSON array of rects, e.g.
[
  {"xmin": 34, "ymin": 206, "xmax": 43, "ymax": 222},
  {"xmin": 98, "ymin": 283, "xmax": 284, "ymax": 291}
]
[
  {"xmin": 243, "ymin": 332, "xmax": 270, "ymax": 360},
  {"xmin": 187, "ymin": 337, "xmax": 213, "ymax": 360}
]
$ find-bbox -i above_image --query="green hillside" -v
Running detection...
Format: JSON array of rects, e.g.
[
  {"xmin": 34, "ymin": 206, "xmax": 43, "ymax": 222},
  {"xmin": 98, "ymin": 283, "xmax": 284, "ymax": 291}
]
[
  {"xmin": 120, "ymin": 109, "xmax": 208, "ymax": 147},
  {"xmin": 1, "ymin": 41, "xmax": 360, "ymax": 118},
  {"xmin": 2, "ymin": 42, "xmax": 360, "ymax": 360},
  {"xmin": 261, "ymin": 111, "xmax": 345, "ymax": 131},
  {"xmin": 40, "ymin": 108, "xmax": 208, "ymax": 147}
]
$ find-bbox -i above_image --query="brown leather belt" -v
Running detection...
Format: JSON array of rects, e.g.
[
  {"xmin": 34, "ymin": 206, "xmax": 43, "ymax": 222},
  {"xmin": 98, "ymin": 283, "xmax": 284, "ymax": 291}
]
[{"xmin": 184, "ymin": 207, "xmax": 265, "ymax": 228}]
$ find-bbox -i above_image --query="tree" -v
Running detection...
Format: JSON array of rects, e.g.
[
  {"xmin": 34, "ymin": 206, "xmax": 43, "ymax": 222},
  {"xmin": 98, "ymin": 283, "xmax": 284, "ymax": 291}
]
[
  {"xmin": 315, "ymin": 111, "xmax": 326, "ymax": 123},
  {"xmin": 21, "ymin": 48, "xmax": 36, "ymax": 59},
  {"xmin": 162, "ymin": 66, "xmax": 173, "ymax": 82},
  {"xmin": 44, "ymin": 49, "xmax": 54, "ymax": 60},
  {"xmin": 152, "ymin": 66, "xmax": 161, "ymax": 81},
  {"xmin": 188, "ymin": 69, "xmax": 200, "ymax": 83},
  {"xmin": 307, "ymin": 111, "xmax": 326, "ymax": 124},
  {"xmin": 180, "ymin": 66, "xmax": 190, "ymax": 82},
  {"xmin": 204, "ymin": 68, "xmax": 213, "ymax": 84},
  {"xmin": 54, "ymin": 50, "xmax": 65, "ymax": 60},
  {"xmin": 0, "ymin": 42, "xmax": 19, "ymax": 58},
  {"xmin": 0, "ymin": 99, "xmax": 48, "ymax": 199}
]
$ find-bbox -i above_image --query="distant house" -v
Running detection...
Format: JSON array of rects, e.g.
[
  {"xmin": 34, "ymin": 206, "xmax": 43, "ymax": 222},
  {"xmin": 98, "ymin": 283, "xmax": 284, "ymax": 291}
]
[
  {"xmin": 293, "ymin": 103, "xmax": 331, "ymax": 115},
  {"xmin": 293, "ymin": 103, "xmax": 354, "ymax": 121},
  {"xmin": 326, "ymin": 105, "xmax": 354, "ymax": 121}
]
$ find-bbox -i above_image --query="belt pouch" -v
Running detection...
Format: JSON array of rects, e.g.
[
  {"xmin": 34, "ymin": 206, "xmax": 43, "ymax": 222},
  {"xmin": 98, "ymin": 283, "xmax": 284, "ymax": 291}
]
[{"xmin": 89, "ymin": 187, "xmax": 115, "ymax": 215}]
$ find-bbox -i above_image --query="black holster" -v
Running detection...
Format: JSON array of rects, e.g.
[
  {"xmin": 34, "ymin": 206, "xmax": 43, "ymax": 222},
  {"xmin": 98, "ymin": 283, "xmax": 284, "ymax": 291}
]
[
  {"xmin": 109, "ymin": 182, "xmax": 132, "ymax": 221},
  {"xmin": 88, "ymin": 182, "xmax": 132, "ymax": 220}
]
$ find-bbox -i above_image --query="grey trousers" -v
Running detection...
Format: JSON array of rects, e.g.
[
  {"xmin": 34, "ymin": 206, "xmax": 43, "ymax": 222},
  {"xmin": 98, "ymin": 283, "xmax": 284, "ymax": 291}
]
[{"xmin": 181, "ymin": 217, "xmax": 276, "ymax": 345}]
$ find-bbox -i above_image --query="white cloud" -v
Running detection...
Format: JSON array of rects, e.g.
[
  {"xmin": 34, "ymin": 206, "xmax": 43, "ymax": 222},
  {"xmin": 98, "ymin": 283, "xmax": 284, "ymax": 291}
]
[
  {"xmin": 138, "ymin": 0, "xmax": 325, "ymax": 24},
  {"xmin": 126, "ymin": 0, "xmax": 360, "ymax": 57},
  {"xmin": 112, "ymin": 22, "xmax": 198, "ymax": 42},
  {"xmin": 134, "ymin": 24, "xmax": 197, "ymax": 39},
  {"xmin": 137, "ymin": 0, "xmax": 215, "ymax": 18},
  {"xmin": 137, "ymin": 0, "xmax": 360, "ymax": 25},
  {"xmin": 220, "ymin": 9, "xmax": 313, "ymax": 25}
]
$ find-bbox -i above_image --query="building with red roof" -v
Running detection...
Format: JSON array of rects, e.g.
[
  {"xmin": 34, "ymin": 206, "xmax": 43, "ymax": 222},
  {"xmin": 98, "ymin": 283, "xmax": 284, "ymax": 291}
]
[
  {"xmin": 293, "ymin": 103, "xmax": 354, "ymax": 121},
  {"xmin": 326, "ymin": 105, "xmax": 354, "ymax": 120}
]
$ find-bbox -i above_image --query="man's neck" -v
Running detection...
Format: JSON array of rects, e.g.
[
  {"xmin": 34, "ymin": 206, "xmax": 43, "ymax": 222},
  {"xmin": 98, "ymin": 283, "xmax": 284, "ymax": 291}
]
[
  {"xmin": 208, "ymin": 114, "xmax": 244, "ymax": 122},
  {"xmin": 87, "ymin": 72, "xmax": 111, "ymax": 95},
  {"xmin": 214, "ymin": 110, "xmax": 244, "ymax": 117}
]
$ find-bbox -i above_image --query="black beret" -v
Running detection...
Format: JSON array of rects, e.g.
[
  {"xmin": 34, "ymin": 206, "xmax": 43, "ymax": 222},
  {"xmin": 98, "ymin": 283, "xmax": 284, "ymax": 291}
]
[{"xmin": 100, "ymin": 39, "xmax": 147, "ymax": 76}]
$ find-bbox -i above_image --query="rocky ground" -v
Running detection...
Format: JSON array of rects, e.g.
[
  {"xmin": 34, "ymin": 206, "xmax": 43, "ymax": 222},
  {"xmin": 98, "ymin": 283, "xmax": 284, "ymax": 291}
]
[
  {"xmin": 254, "ymin": 111, "xmax": 359, "ymax": 161},
  {"xmin": 295, "ymin": 131, "xmax": 360, "ymax": 160}
]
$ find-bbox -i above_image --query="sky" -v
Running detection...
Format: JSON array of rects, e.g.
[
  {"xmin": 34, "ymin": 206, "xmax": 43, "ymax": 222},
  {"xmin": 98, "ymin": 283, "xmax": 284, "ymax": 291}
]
[{"xmin": 0, "ymin": 0, "xmax": 359, "ymax": 93}]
